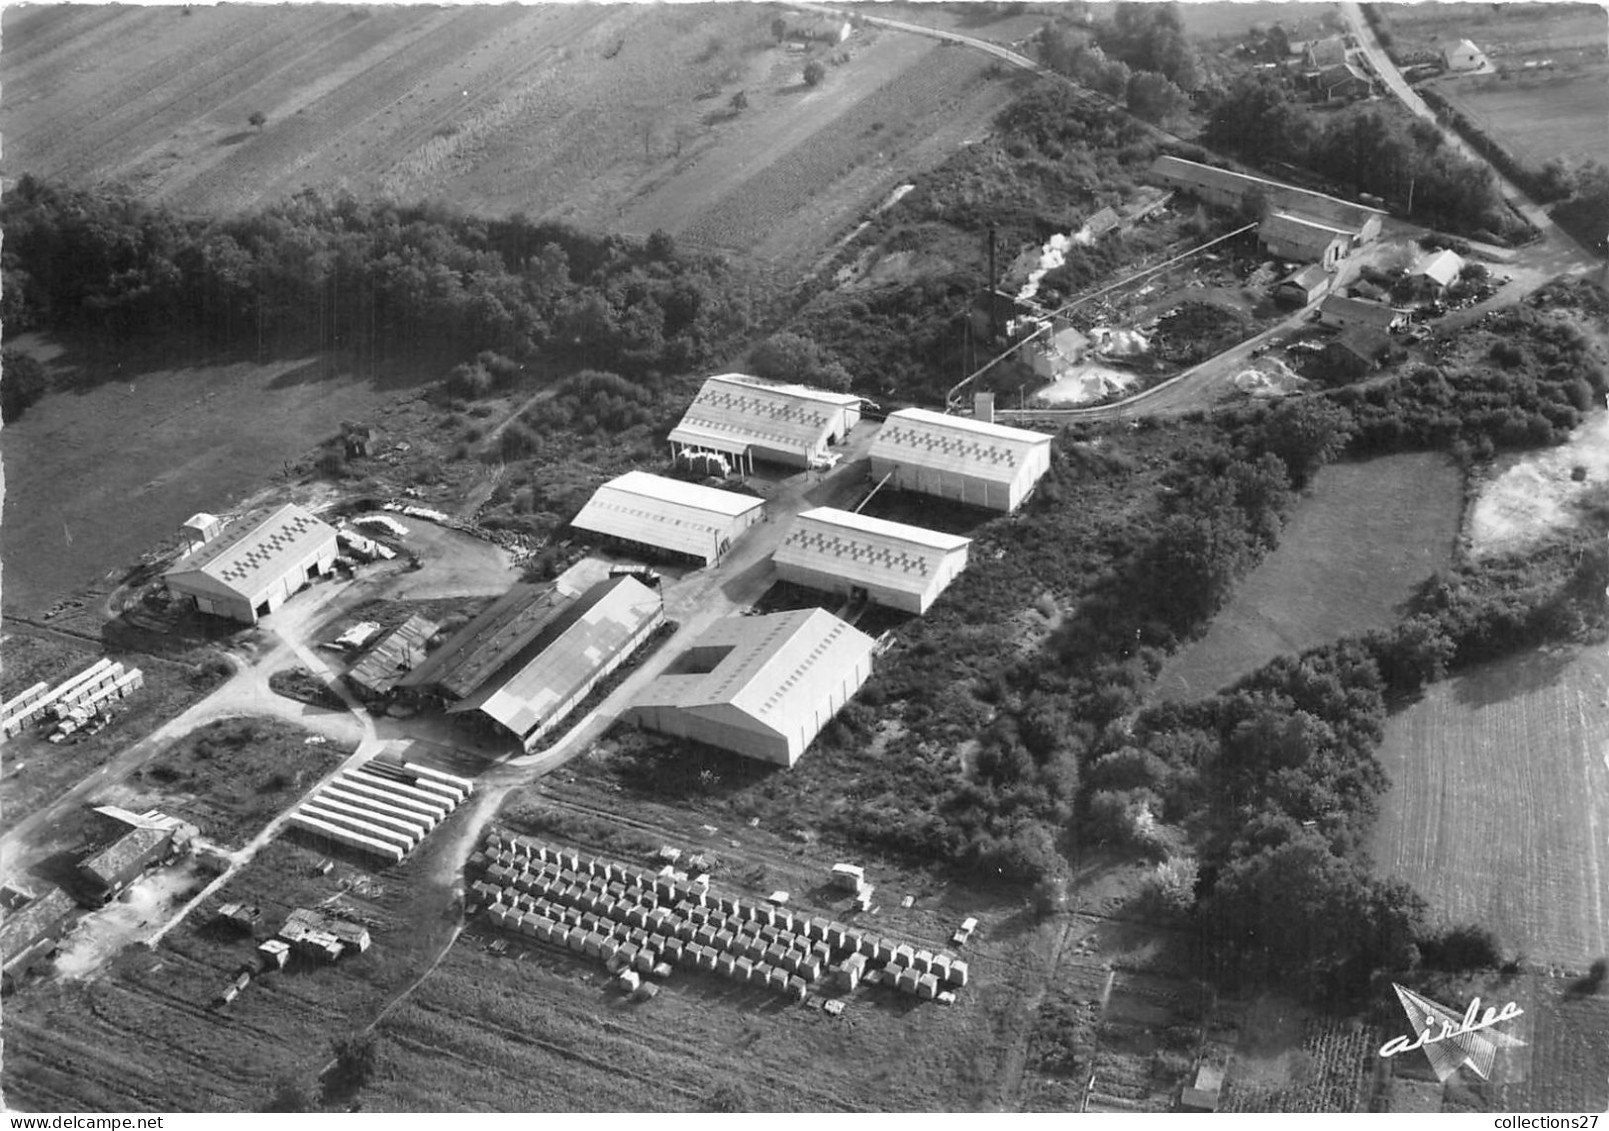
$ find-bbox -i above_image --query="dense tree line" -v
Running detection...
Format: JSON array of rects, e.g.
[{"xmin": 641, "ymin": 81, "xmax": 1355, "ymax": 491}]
[
  {"xmin": 1038, "ymin": 3, "xmax": 1198, "ymax": 123},
  {"xmin": 1201, "ymin": 76, "xmax": 1519, "ymax": 240},
  {"xmin": 0, "ymin": 176, "xmax": 748, "ymax": 410}
]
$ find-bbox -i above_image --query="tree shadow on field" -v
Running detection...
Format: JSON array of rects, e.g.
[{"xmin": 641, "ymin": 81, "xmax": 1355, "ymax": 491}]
[
  {"xmin": 216, "ymin": 132, "xmax": 254, "ymax": 147},
  {"xmin": 1450, "ymin": 646, "xmax": 1575, "ymax": 708}
]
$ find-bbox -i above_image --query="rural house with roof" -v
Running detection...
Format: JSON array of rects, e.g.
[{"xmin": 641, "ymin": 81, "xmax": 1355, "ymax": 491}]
[{"xmin": 163, "ymin": 503, "xmax": 339, "ymax": 624}]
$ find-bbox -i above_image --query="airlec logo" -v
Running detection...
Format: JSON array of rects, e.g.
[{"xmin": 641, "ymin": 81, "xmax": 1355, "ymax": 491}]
[{"xmin": 1378, "ymin": 983, "xmax": 1527, "ymax": 1082}]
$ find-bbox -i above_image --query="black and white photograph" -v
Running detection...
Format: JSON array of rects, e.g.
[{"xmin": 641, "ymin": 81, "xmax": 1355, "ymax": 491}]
[{"xmin": 1, "ymin": 0, "xmax": 1606, "ymax": 1116}]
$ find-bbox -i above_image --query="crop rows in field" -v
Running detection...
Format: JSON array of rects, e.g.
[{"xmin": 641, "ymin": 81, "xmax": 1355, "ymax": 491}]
[
  {"xmin": 679, "ymin": 48, "xmax": 998, "ymax": 256},
  {"xmin": 1369, "ymin": 646, "xmax": 1609, "ymax": 967},
  {"xmin": 1220, "ymin": 1017, "xmax": 1378, "ymax": 1113}
]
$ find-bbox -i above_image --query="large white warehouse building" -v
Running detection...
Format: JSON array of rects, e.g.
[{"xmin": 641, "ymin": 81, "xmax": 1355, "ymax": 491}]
[
  {"xmin": 772, "ymin": 507, "xmax": 971, "ymax": 615},
  {"xmin": 624, "ymin": 608, "xmax": 875, "ymax": 767},
  {"xmin": 164, "ymin": 503, "xmax": 340, "ymax": 624},
  {"xmin": 570, "ymin": 470, "xmax": 765, "ymax": 567},
  {"xmin": 668, "ymin": 374, "xmax": 861, "ymax": 472},
  {"xmin": 868, "ymin": 408, "xmax": 1053, "ymax": 513}
]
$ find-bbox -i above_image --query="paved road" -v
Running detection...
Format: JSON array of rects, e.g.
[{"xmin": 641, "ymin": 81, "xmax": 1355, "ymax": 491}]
[{"xmin": 1338, "ymin": 0, "xmax": 1597, "ymax": 264}]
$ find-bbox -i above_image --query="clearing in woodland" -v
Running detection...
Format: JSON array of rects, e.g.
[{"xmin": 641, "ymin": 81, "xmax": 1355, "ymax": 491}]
[
  {"xmin": 1150, "ymin": 452, "xmax": 1464, "ymax": 703},
  {"xmin": 1369, "ymin": 643, "xmax": 1609, "ymax": 968}
]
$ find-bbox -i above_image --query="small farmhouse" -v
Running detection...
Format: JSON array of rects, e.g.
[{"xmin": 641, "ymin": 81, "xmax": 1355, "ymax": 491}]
[{"xmin": 1442, "ymin": 39, "xmax": 1488, "ymax": 72}]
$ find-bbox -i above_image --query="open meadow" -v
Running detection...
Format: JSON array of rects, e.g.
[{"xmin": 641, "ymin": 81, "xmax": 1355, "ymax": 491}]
[
  {"xmin": 1375, "ymin": 2, "xmax": 1608, "ymax": 68},
  {"xmin": 1369, "ymin": 643, "xmax": 1609, "ymax": 969},
  {"xmin": 1150, "ymin": 452, "xmax": 1464, "ymax": 703},
  {"xmin": 0, "ymin": 3, "xmax": 1015, "ymax": 270},
  {"xmin": 1430, "ymin": 73, "xmax": 1609, "ymax": 170}
]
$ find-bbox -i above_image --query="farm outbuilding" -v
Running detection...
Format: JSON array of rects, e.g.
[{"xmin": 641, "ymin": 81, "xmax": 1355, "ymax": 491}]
[
  {"xmin": 1260, "ymin": 211, "xmax": 1353, "ymax": 268},
  {"xmin": 396, "ymin": 583, "xmax": 579, "ymax": 706},
  {"xmin": 868, "ymin": 408, "xmax": 1053, "ymax": 513},
  {"xmin": 1410, "ymin": 249, "xmax": 1466, "ymax": 296},
  {"xmin": 77, "ymin": 808, "xmax": 197, "ymax": 906},
  {"xmin": 668, "ymin": 374, "xmax": 861, "ymax": 472},
  {"xmin": 164, "ymin": 503, "xmax": 339, "ymax": 624},
  {"xmin": 1319, "ymin": 294, "xmax": 1399, "ymax": 333},
  {"xmin": 1442, "ymin": 39, "xmax": 1489, "ymax": 71},
  {"xmin": 1276, "ymin": 263, "xmax": 1333, "ymax": 306},
  {"xmin": 624, "ymin": 608, "xmax": 875, "ymax": 767},
  {"xmin": 571, "ymin": 470, "xmax": 765, "ymax": 567},
  {"xmin": 0, "ymin": 886, "xmax": 77, "ymax": 992},
  {"xmin": 180, "ymin": 512, "xmax": 223, "ymax": 551},
  {"xmin": 1148, "ymin": 156, "xmax": 1385, "ymax": 247},
  {"xmin": 345, "ymin": 614, "xmax": 440, "ymax": 700},
  {"xmin": 445, "ymin": 576, "xmax": 664, "ymax": 750},
  {"xmin": 772, "ymin": 507, "xmax": 971, "ymax": 615}
]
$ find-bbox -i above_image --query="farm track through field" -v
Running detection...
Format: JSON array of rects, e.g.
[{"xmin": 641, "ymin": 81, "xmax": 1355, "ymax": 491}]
[{"xmin": 3, "ymin": 1017, "xmax": 172, "ymax": 1111}]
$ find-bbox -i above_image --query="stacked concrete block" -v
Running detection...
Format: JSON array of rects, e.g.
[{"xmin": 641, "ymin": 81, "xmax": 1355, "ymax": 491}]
[
  {"xmin": 913, "ymin": 949, "xmax": 934, "ymax": 974},
  {"xmin": 947, "ymin": 960, "xmax": 969, "ymax": 988},
  {"xmin": 917, "ymin": 973, "xmax": 940, "ymax": 1000}
]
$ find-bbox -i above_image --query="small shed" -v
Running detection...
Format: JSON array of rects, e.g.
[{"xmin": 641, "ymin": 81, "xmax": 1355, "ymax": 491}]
[
  {"xmin": 181, "ymin": 513, "xmax": 225, "ymax": 551},
  {"xmin": 1442, "ymin": 39, "xmax": 1488, "ymax": 71},
  {"xmin": 1277, "ymin": 263, "xmax": 1332, "ymax": 306}
]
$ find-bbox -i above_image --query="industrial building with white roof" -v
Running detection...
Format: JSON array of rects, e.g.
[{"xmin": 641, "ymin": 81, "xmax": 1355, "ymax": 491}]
[
  {"xmin": 624, "ymin": 608, "xmax": 875, "ymax": 767},
  {"xmin": 163, "ymin": 503, "xmax": 339, "ymax": 624},
  {"xmin": 868, "ymin": 408, "xmax": 1053, "ymax": 513},
  {"xmin": 772, "ymin": 507, "xmax": 971, "ymax": 615},
  {"xmin": 668, "ymin": 374, "xmax": 861, "ymax": 472},
  {"xmin": 447, "ymin": 575, "xmax": 664, "ymax": 750},
  {"xmin": 570, "ymin": 470, "xmax": 766, "ymax": 567}
]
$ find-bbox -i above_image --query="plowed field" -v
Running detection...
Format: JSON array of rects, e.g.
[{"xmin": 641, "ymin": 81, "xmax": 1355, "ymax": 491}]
[
  {"xmin": 1, "ymin": 4, "xmax": 1014, "ymax": 268},
  {"xmin": 1369, "ymin": 644, "xmax": 1609, "ymax": 968}
]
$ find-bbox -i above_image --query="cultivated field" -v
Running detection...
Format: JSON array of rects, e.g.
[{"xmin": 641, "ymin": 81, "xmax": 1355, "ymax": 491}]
[
  {"xmin": 1176, "ymin": 2, "xmax": 1341, "ymax": 45},
  {"xmin": 1369, "ymin": 644, "xmax": 1609, "ymax": 969},
  {"xmin": 0, "ymin": 4, "xmax": 1015, "ymax": 269},
  {"xmin": 1430, "ymin": 73, "xmax": 1609, "ymax": 169},
  {"xmin": 1150, "ymin": 452, "xmax": 1465, "ymax": 702},
  {"xmin": 1376, "ymin": 2, "xmax": 1608, "ymax": 68}
]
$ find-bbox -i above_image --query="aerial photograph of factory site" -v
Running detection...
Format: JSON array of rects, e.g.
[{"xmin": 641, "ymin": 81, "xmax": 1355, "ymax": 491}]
[{"xmin": 1, "ymin": 0, "xmax": 1606, "ymax": 1114}]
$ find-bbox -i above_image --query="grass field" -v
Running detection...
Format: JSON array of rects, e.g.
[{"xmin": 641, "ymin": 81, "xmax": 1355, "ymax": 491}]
[
  {"xmin": 0, "ymin": 335, "xmax": 437, "ymax": 616},
  {"xmin": 0, "ymin": 4, "xmax": 1013, "ymax": 269},
  {"xmin": 117, "ymin": 718, "xmax": 353, "ymax": 850},
  {"xmin": 1368, "ymin": 643, "xmax": 1609, "ymax": 969},
  {"xmin": 1376, "ymin": 2, "xmax": 1608, "ymax": 67},
  {"xmin": 1430, "ymin": 73, "xmax": 1609, "ymax": 169},
  {"xmin": 1150, "ymin": 452, "xmax": 1465, "ymax": 703}
]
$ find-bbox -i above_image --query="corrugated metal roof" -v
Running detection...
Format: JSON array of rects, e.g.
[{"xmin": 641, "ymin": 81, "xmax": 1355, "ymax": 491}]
[
  {"xmin": 870, "ymin": 408, "xmax": 1052, "ymax": 487},
  {"xmin": 348, "ymin": 614, "xmax": 440, "ymax": 695},
  {"xmin": 1283, "ymin": 263, "xmax": 1331, "ymax": 290},
  {"xmin": 774, "ymin": 507, "xmax": 970, "ymax": 598},
  {"xmin": 447, "ymin": 577, "xmax": 662, "ymax": 738},
  {"xmin": 669, "ymin": 374, "xmax": 854, "ymax": 459},
  {"xmin": 572, "ymin": 471, "xmax": 763, "ymax": 559},
  {"xmin": 80, "ymin": 826, "xmax": 174, "ymax": 891},
  {"xmin": 396, "ymin": 584, "xmax": 573, "ymax": 700},
  {"xmin": 632, "ymin": 609, "xmax": 874, "ymax": 740},
  {"xmin": 1150, "ymin": 156, "xmax": 1384, "ymax": 233},
  {"xmin": 0, "ymin": 886, "xmax": 76, "ymax": 959},
  {"xmin": 165, "ymin": 503, "xmax": 337, "ymax": 599}
]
